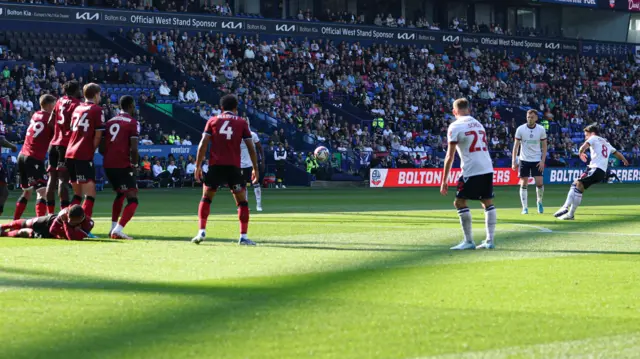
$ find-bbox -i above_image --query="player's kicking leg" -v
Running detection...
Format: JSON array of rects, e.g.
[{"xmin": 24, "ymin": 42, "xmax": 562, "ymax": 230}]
[{"xmin": 555, "ymin": 180, "xmax": 584, "ymax": 220}]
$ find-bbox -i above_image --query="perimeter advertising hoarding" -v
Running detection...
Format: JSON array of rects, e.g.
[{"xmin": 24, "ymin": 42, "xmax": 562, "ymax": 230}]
[{"xmin": 0, "ymin": 3, "xmax": 630, "ymax": 56}]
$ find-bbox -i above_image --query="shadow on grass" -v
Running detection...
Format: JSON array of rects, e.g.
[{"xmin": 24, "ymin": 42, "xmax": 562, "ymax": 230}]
[{"xmin": 0, "ymin": 214, "xmax": 637, "ymax": 359}]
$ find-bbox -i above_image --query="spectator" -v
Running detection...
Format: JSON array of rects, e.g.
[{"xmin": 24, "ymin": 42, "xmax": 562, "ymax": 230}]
[
  {"xmin": 140, "ymin": 134, "xmax": 154, "ymax": 145},
  {"xmin": 181, "ymin": 135, "xmax": 192, "ymax": 146},
  {"xmin": 110, "ymin": 54, "xmax": 120, "ymax": 65},
  {"xmin": 56, "ymin": 54, "xmax": 66, "ymax": 63},
  {"xmin": 178, "ymin": 87, "xmax": 186, "ymax": 102},
  {"xmin": 159, "ymin": 81, "xmax": 170, "ymax": 96},
  {"xmin": 140, "ymin": 156, "xmax": 152, "ymax": 179},
  {"xmin": 186, "ymin": 87, "xmax": 199, "ymax": 103}
]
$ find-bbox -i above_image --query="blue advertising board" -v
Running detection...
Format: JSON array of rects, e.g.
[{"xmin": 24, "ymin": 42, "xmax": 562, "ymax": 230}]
[
  {"xmin": 544, "ymin": 167, "xmax": 640, "ymax": 184},
  {"xmin": 0, "ymin": 3, "xmax": 631, "ymax": 57}
]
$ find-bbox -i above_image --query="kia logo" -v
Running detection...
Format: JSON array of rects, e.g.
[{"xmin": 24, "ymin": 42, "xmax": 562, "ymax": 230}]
[
  {"xmin": 397, "ymin": 33, "xmax": 415, "ymax": 40},
  {"xmin": 76, "ymin": 12, "xmax": 99, "ymax": 21},
  {"xmin": 442, "ymin": 35, "xmax": 459, "ymax": 43},
  {"xmin": 276, "ymin": 24, "xmax": 296, "ymax": 32},
  {"xmin": 221, "ymin": 21, "xmax": 242, "ymax": 29},
  {"xmin": 545, "ymin": 42, "xmax": 560, "ymax": 50}
]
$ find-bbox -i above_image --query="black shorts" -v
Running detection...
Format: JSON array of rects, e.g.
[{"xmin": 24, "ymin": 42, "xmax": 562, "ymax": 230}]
[
  {"xmin": 18, "ymin": 154, "xmax": 47, "ymax": 190},
  {"xmin": 105, "ymin": 167, "xmax": 138, "ymax": 193},
  {"xmin": 519, "ymin": 160, "xmax": 542, "ymax": 178},
  {"xmin": 241, "ymin": 167, "xmax": 253, "ymax": 185},
  {"xmin": 48, "ymin": 145, "xmax": 67, "ymax": 172},
  {"xmin": 66, "ymin": 159, "xmax": 95, "ymax": 184},
  {"xmin": 204, "ymin": 165, "xmax": 245, "ymax": 192},
  {"xmin": 456, "ymin": 173, "xmax": 494, "ymax": 200},
  {"xmin": 578, "ymin": 168, "xmax": 606, "ymax": 190},
  {"xmin": 28, "ymin": 214, "xmax": 57, "ymax": 238}
]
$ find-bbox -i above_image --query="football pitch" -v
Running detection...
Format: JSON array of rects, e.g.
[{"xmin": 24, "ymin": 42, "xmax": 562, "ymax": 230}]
[{"xmin": 1, "ymin": 184, "xmax": 640, "ymax": 359}]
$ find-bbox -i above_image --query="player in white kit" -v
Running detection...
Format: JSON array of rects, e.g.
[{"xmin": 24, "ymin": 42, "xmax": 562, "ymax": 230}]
[
  {"xmin": 512, "ymin": 110, "xmax": 547, "ymax": 214},
  {"xmin": 441, "ymin": 98, "xmax": 497, "ymax": 250},
  {"xmin": 240, "ymin": 119, "xmax": 265, "ymax": 211},
  {"xmin": 554, "ymin": 124, "xmax": 629, "ymax": 220}
]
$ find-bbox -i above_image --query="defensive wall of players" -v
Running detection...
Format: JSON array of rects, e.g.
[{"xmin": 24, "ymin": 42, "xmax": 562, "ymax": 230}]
[
  {"xmin": 0, "ymin": 2, "xmax": 632, "ymax": 57},
  {"xmin": 369, "ymin": 168, "xmax": 640, "ymax": 187}
]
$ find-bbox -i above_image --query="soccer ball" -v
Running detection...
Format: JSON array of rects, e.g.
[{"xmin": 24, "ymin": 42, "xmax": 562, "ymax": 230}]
[{"xmin": 314, "ymin": 146, "xmax": 330, "ymax": 162}]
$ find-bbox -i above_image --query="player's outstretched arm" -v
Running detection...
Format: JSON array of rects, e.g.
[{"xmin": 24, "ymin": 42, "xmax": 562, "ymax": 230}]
[
  {"xmin": 511, "ymin": 138, "xmax": 521, "ymax": 171},
  {"xmin": 613, "ymin": 151, "xmax": 630, "ymax": 166},
  {"xmin": 440, "ymin": 143, "xmax": 457, "ymax": 196},
  {"xmin": 244, "ymin": 138, "xmax": 260, "ymax": 183}
]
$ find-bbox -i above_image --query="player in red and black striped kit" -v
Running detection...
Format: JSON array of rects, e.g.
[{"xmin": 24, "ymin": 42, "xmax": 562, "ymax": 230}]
[
  {"xmin": 14, "ymin": 94, "xmax": 57, "ymax": 220},
  {"xmin": 101, "ymin": 95, "xmax": 140, "ymax": 240},
  {"xmin": 0, "ymin": 112, "xmax": 18, "ymax": 216},
  {"xmin": 192, "ymin": 94, "xmax": 259, "ymax": 245},
  {"xmin": 65, "ymin": 83, "xmax": 105, "ymax": 219},
  {"xmin": 1, "ymin": 205, "xmax": 94, "ymax": 241},
  {"xmin": 47, "ymin": 80, "xmax": 82, "ymax": 214}
]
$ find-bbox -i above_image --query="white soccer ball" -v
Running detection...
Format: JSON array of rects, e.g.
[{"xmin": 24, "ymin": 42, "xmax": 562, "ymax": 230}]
[{"xmin": 314, "ymin": 146, "xmax": 330, "ymax": 162}]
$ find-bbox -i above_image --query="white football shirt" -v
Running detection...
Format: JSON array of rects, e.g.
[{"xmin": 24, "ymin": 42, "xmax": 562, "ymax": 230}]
[
  {"xmin": 515, "ymin": 124, "xmax": 547, "ymax": 162},
  {"xmin": 447, "ymin": 116, "xmax": 494, "ymax": 178},
  {"xmin": 240, "ymin": 131, "xmax": 260, "ymax": 168},
  {"xmin": 587, "ymin": 135, "xmax": 616, "ymax": 172}
]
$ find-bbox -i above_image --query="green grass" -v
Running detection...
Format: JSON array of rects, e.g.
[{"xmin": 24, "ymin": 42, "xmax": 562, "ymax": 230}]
[{"xmin": 1, "ymin": 184, "xmax": 640, "ymax": 359}]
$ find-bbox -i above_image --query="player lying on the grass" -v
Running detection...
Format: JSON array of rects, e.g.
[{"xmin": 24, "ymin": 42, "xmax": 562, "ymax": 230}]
[
  {"xmin": 192, "ymin": 94, "xmax": 260, "ymax": 246},
  {"xmin": 0, "ymin": 205, "xmax": 94, "ymax": 240},
  {"xmin": 554, "ymin": 124, "xmax": 629, "ymax": 220},
  {"xmin": 101, "ymin": 95, "xmax": 140, "ymax": 240},
  {"xmin": 512, "ymin": 109, "xmax": 547, "ymax": 215},
  {"xmin": 441, "ymin": 98, "xmax": 497, "ymax": 250},
  {"xmin": 14, "ymin": 94, "xmax": 57, "ymax": 220}
]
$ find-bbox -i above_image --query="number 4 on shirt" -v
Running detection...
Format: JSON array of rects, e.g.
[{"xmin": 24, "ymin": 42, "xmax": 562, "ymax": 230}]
[{"xmin": 220, "ymin": 120, "xmax": 233, "ymax": 140}]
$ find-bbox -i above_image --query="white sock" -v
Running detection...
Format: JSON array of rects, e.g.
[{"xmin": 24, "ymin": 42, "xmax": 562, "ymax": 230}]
[
  {"xmin": 198, "ymin": 229, "xmax": 206, "ymax": 238},
  {"xmin": 254, "ymin": 185, "xmax": 262, "ymax": 206},
  {"xmin": 484, "ymin": 205, "xmax": 497, "ymax": 243},
  {"xmin": 245, "ymin": 188, "xmax": 249, "ymax": 200},
  {"xmin": 113, "ymin": 224, "xmax": 124, "ymax": 233},
  {"xmin": 568, "ymin": 189, "xmax": 583, "ymax": 216},
  {"xmin": 240, "ymin": 233, "xmax": 248, "ymax": 240},
  {"xmin": 111, "ymin": 222, "xmax": 117, "ymax": 231},
  {"xmin": 562, "ymin": 186, "xmax": 575, "ymax": 209},
  {"xmin": 519, "ymin": 187, "xmax": 528, "ymax": 210},
  {"xmin": 457, "ymin": 208, "xmax": 474, "ymax": 244},
  {"xmin": 536, "ymin": 186, "xmax": 544, "ymax": 203}
]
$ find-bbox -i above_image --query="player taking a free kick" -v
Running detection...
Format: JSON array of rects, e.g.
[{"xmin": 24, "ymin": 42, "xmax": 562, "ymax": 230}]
[
  {"xmin": 14, "ymin": 94, "xmax": 57, "ymax": 220},
  {"xmin": 554, "ymin": 124, "xmax": 629, "ymax": 220},
  {"xmin": 101, "ymin": 95, "xmax": 140, "ymax": 240},
  {"xmin": 65, "ymin": 83, "xmax": 105, "ymax": 219},
  {"xmin": 440, "ymin": 98, "xmax": 497, "ymax": 250},
  {"xmin": 191, "ymin": 94, "xmax": 260, "ymax": 246},
  {"xmin": 512, "ymin": 110, "xmax": 547, "ymax": 214}
]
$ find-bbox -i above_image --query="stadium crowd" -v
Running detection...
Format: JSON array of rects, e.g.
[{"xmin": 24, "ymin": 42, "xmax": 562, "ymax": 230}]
[{"xmin": 119, "ymin": 26, "xmax": 640, "ymax": 172}]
